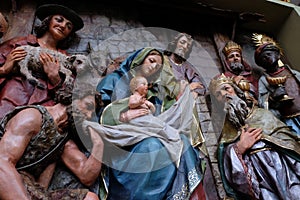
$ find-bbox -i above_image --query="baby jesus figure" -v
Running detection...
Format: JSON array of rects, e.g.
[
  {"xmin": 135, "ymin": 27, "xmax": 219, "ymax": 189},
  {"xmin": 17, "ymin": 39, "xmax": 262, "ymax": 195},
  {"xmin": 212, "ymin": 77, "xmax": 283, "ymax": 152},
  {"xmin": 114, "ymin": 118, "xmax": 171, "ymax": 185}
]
[{"xmin": 128, "ymin": 76, "xmax": 156, "ymax": 114}]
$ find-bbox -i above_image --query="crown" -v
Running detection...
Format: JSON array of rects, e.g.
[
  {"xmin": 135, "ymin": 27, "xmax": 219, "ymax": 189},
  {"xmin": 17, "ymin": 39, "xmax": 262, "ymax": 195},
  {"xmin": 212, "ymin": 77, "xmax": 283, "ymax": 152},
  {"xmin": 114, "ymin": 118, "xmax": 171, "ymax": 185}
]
[
  {"xmin": 222, "ymin": 41, "xmax": 242, "ymax": 57},
  {"xmin": 209, "ymin": 73, "xmax": 233, "ymax": 94},
  {"xmin": 252, "ymin": 33, "xmax": 283, "ymax": 53},
  {"xmin": 252, "ymin": 33, "xmax": 278, "ymax": 46}
]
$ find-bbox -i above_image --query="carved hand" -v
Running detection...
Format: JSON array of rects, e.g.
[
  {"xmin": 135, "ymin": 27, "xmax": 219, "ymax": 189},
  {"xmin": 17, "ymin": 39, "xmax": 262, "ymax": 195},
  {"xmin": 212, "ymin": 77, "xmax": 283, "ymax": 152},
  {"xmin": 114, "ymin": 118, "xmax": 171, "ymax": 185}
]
[
  {"xmin": 1, "ymin": 46, "xmax": 27, "ymax": 75},
  {"xmin": 236, "ymin": 125, "xmax": 262, "ymax": 154},
  {"xmin": 120, "ymin": 108, "xmax": 149, "ymax": 122},
  {"xmin": 40, "ymin": 52, "xmax": 61, "ymax": 85}
]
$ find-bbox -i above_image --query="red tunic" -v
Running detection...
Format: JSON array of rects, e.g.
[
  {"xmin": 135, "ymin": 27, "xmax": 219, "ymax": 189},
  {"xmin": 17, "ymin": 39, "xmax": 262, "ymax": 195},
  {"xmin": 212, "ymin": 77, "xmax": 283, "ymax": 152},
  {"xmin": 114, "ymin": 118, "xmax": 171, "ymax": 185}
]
[{"xmin": 0, "ymin": 35, "xmax": 68, "ymax": 120}]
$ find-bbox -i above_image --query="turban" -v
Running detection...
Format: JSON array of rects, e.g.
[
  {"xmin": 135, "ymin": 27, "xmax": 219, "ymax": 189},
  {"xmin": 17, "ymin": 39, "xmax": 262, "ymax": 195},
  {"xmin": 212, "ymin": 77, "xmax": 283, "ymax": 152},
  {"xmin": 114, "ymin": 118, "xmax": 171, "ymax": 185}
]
[{"xmin": 254, "ymin": 43, "xmax": 280, "ymax": 66}]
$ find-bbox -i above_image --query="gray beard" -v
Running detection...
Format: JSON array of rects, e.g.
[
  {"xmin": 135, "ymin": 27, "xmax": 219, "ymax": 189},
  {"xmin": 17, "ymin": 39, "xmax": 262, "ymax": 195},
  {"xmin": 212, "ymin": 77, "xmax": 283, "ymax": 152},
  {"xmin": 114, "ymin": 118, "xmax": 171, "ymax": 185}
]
[
  {"xmin": 224, "ymin": 95, "xmax": 249, "ymax": 128},
  {"xmin": 230, "ymin": 62, "xmax": 245, "ymax": 75}
]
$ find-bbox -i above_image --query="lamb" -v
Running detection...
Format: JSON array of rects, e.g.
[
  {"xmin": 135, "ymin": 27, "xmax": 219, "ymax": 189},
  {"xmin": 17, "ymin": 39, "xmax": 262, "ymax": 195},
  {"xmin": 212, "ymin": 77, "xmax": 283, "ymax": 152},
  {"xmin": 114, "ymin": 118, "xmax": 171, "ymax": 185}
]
[
  {"xmin": 74, "ymin": 49, "xmax": 112, "ymax": 86},
  {"xmin": 17, "ymin": 45, "xmax": 82, "ymax": 89}
]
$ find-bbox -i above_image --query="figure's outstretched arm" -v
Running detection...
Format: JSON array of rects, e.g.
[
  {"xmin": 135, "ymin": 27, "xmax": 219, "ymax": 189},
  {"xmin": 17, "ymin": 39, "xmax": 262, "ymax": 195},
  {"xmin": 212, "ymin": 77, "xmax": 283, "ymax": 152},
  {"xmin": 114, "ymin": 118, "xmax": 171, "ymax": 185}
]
[{"xmin": 61, "ymin": 127, "xmax": 104, "ymax": 187}]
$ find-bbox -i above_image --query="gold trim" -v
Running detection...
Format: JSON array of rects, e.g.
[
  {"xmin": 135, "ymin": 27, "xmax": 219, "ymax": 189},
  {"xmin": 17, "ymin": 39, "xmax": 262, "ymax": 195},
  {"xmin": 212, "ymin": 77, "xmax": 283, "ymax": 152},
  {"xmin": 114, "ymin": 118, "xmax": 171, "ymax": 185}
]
[
  {"xmin": 284, "ymin": 112, "xmax": 300, "ymax": 118},
  {"xmin": 249, "ymin": 147, "xmax": 272, "ymax": 155},
  {"xmin": 223, "ymin": 41, "xmax": 242, "ymax": 57}
]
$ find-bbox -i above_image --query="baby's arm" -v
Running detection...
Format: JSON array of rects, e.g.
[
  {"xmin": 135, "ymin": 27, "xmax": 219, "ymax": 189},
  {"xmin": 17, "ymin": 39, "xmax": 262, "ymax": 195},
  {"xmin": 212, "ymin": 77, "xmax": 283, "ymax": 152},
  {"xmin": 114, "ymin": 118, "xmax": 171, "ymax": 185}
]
[
  {"xmin": 129, "ymin": 94, "xmax": 145, "ymax": 109},
  {"xmin": 145, "ymin": 100, "xmax": 156, "ymax": 114}
]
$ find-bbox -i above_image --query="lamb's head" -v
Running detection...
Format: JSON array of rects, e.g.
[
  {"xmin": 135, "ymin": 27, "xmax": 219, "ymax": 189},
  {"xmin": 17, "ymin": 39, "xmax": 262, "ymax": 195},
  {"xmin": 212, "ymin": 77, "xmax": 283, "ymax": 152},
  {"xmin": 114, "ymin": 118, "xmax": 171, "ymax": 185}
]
[
  {"xmin": 88, "ymin": 49, "xmax": 112, "ymax": 76},
  {"xmin": 67, "ymin": 54, "xmax": 89, "ymax": 74}
]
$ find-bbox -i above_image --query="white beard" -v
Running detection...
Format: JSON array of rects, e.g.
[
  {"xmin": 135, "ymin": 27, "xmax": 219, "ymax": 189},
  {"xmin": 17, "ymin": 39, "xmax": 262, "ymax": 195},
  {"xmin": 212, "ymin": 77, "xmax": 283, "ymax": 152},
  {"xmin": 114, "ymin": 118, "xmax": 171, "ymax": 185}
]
[{"xmin": 224, "ymin": 95, "xmax": 249, "ymax": 128}]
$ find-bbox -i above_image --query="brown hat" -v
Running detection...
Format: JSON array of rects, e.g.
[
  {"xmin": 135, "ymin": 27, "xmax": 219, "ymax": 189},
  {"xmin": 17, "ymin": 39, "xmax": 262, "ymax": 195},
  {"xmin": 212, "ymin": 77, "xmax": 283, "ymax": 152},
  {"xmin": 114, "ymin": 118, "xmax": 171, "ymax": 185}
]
[{"xmin": 35, "ymin": 4, "xmax": 83, "ymax": 32}]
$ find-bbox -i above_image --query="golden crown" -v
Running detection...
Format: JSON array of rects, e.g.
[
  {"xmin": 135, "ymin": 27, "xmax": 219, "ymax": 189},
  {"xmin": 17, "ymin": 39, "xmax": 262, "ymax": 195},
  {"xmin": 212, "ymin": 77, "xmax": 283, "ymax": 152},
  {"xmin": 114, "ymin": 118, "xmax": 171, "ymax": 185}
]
[
  {"xmin": 252, "ymin": 33, "xmax": 279, "ymax": 47},
  {"xmin": 222, "ymin": 41, "xmax": 242, "ymax": 57},
  {"xmin": 209, "ymin": 73, "xmax": 233, "ymax": 94},
  {"xmin": 252, "ymin": 33, "xmax": 283, "ymax": 54}
]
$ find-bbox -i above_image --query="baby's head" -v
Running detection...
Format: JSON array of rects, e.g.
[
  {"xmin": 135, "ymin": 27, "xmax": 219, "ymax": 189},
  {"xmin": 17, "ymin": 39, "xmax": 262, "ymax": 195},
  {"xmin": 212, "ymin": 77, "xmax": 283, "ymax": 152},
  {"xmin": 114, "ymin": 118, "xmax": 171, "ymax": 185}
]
[{"xmin": 130, "ymin": 76, "xmax": 148, "ymax": 96}]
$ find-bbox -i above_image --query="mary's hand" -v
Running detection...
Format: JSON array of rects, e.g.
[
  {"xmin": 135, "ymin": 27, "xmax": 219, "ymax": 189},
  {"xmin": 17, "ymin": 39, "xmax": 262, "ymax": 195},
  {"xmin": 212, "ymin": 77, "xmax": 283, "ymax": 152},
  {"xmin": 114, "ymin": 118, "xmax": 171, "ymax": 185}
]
[
  {"xmin": 236, "ymin": 125, "xmax": 262, "ymax": 155},
  {"xmin": 120, "ymin": 108, "xmax": 150, "ymax": 122},
  {"xmin": 0, "ymin": 46, "xmax": 27, "ymax": 75}
]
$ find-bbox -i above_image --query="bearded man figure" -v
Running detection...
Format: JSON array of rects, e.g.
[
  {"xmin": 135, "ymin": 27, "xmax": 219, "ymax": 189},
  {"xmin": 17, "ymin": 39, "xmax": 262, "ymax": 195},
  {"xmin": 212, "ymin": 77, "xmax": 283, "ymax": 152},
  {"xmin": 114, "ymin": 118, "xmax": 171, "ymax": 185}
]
[
  {"xmin": 209, "ymin": 74, "xmax": 300, "ymax": 200},
  {"xmin": 164, "ymin": 32, "xmax": 206, "ymax": 97},
  {"xmin": 222, "ymin": 41, "xmax": 259, "ymax": 99}
]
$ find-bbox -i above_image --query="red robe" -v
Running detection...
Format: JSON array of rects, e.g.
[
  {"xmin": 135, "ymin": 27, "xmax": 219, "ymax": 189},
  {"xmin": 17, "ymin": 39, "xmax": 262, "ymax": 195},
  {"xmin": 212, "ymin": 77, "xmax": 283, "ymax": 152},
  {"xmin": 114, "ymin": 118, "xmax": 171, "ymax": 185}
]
[{"xmin": 0, "ymin": 34, "xmax": 69, "ymax": 120}]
